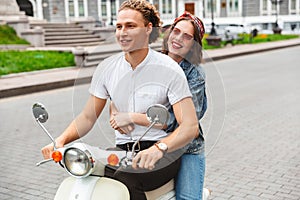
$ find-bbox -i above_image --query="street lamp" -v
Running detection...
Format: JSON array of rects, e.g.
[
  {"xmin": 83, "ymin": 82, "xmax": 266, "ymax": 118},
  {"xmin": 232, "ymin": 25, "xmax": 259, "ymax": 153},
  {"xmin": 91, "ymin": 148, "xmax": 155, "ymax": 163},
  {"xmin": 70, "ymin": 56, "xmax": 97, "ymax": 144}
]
[
  {"xmin": 110, "ymin": 0, "xmax": 114, "ymax": 25},
  {"xmin": 209, "ymin": 0, "xmax": 217, "ymax": 36},
  {"xmin": 270, "ymin": 0, "xmax": 283, "ymax": 34},
  {"xmin": 205, "ymin": 0, "xmax": 221, "ymax": 46}
]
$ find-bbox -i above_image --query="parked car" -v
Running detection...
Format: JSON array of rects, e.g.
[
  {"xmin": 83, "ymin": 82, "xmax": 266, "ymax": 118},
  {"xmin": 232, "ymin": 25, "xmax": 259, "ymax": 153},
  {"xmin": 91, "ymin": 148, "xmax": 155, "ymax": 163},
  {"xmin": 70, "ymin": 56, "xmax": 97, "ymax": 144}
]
[{"xmin": 224, "ymin": 24, "xmax": 250, "ymax": 34}]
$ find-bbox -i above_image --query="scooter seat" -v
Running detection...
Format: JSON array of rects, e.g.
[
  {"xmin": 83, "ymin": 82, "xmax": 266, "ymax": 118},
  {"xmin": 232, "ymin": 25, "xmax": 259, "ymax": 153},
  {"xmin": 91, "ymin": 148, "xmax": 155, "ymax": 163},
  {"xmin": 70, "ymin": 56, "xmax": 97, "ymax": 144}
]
[{"xmin": 145, "ymin": 179, "xmax": 175, "ymax": 200}]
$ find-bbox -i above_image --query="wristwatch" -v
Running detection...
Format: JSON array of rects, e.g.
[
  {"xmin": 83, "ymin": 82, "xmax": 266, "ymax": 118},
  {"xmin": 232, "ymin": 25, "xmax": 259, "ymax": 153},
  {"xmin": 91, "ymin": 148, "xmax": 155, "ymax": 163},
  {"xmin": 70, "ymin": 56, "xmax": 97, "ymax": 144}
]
[{"xmin": 154, "ymin": 142, "xmax": 168, "ymax": 154}]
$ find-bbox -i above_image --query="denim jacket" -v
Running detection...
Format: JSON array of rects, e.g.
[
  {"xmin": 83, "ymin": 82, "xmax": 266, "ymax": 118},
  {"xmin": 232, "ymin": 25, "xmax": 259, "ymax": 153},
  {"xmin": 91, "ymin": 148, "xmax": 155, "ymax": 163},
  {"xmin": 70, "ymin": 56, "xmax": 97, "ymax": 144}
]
[{"xmin": 166, "ymin": 59, "xmax": 207, "ymax": 154}]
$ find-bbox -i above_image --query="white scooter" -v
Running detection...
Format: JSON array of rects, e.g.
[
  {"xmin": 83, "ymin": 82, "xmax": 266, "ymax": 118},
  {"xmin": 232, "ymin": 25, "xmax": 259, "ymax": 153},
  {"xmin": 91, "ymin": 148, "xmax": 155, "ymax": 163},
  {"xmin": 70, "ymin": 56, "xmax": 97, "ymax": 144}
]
[{"xmin": 33, "ymin": 103, "xmax": 210, "ymax": 200}]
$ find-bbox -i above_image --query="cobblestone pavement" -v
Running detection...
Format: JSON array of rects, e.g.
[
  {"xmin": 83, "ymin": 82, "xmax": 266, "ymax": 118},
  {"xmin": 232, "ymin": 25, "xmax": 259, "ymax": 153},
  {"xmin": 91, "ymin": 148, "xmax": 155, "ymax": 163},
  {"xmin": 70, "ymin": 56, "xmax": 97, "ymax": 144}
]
[
  {"xmin": 0, "ymin": 86, "xmax": 114, "ymax": 200},
  {"xmin": 203, "ymin": 46, "xmax": 300, "ymax": 199},
  {"xmin": 0, "ymin": 46, "xmax": 299, "ymax": 199}
]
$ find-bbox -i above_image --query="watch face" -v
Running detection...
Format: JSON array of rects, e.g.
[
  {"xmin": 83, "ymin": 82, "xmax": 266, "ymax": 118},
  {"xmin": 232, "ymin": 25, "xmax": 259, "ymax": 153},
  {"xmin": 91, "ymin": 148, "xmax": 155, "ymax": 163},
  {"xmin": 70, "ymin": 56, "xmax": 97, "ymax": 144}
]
[{"xmin": 158, "ymin": 143, "xmax": 168, "ymax": 151}]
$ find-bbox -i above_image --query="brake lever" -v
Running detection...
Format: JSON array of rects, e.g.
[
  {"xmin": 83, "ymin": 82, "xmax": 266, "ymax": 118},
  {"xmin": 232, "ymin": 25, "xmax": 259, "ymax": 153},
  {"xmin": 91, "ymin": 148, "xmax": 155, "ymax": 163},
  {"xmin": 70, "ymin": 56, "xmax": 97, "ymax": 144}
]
[{"xmin": 36, "ymin": 158, "xmax": 53, "ymax": 166}]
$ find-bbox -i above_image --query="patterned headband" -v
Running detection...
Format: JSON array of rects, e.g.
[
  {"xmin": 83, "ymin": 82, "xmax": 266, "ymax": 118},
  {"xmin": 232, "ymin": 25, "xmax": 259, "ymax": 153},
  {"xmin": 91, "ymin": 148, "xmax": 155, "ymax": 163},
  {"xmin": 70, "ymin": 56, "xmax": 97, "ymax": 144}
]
[{"xmin": 174, "ymin": 11, "xmax": 205, "ymax": 40}]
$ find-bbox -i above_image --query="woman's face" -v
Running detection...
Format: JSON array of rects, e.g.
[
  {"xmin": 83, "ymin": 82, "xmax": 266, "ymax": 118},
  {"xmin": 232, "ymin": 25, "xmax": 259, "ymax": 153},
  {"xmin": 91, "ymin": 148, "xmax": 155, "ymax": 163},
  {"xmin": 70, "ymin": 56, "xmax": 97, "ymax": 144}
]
[{"xmin": 167, "ymin": 20, "xmax": 194, "ymax": 61}]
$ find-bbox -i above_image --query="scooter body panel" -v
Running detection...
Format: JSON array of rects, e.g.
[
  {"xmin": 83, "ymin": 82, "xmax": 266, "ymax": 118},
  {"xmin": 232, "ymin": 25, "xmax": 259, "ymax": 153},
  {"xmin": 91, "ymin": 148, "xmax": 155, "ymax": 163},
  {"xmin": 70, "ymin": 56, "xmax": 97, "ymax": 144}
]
[{"xmin": 54, "ymin": 176, "xmax": 130, "ymax": 200}]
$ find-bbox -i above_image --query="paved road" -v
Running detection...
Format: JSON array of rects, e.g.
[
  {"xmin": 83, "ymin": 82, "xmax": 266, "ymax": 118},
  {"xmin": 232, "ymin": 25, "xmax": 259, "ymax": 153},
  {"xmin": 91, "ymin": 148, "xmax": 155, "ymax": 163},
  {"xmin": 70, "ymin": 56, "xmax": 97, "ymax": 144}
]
[
  {"xmin": 0, "ymin": 46, "xmax": 299, "ymax": 199},
  {"xmin": 203, "ymin": 46, "xmax": 300, "ymax": 199},
  {"xmin": 0, "ymin": 85, "xmax": 114, "ymax": 200}
]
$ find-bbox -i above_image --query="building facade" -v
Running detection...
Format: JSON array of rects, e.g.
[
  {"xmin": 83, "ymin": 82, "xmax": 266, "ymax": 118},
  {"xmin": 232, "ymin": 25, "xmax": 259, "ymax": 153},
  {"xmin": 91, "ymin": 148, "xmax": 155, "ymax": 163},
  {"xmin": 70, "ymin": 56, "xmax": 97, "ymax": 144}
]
[{"xmin": 14, "ymin": 0, "xmax": 300, "ymax": 33}]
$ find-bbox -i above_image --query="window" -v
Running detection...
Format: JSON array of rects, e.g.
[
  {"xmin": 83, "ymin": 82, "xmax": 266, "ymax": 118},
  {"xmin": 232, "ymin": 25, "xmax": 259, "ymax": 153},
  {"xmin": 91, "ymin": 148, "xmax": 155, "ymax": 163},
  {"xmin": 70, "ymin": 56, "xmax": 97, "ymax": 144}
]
[
  {"xmin": 270, "ymin": 0, "xmax": 281, "ymax": 15},
  {"xmin": 290, "ymin": 0, "xmax": 296, "ymax": 14},
  {"xmin": 207, "ymin": 0, "xmax": 216, "ymax": 12},
  {"xmin": 68, "ymin": 0, "xmax": 75, "ymax": 17},
  {"xmin": 162, "ymin": 0, "xmax": 166, "ymax": 14},
  {"xmin": 168, "ymin": 0, "xmax": 172, "ymax": 14},
  {"xmin": 78, "ymin": 0, "xmax": 84, "ymax": 16},
  {"xmin": 262, "ymin": 0, "xmax": 268, "ymax": 11},
  {"xmin": 229, "ymin": 0, "xmax": 239, "ymax": 11},
  {"xmin": 291, "ymin": 0, "xmax": 296, "ymax": 10},
  {"xmin": 262, "ymin": 23, "xmax": 268, "ymax": 30},
  {"xmin": 234, "ymin": 0, "xmax": 239, "ymax": 11},
  {"xmin": 271, "ymin": 2, "xmax": 276, "ymax": 12},
  {"xmin": 161, "ymin": 0, "xmax": 172, "ymax": 14},
  {"xmin": 229, "ymin": 0, "xmax": 233, "ymax": 11},
  {"xmin": 227, "ymin": 0, "xmax": 239, "ymax": 16},
  {"xmin": 111, "ymin": 0, "xmax": 116, "ymax": 15},
  {"xmin": 66, "ymin": 0, "xmax": 87, "ymax": 18},
  {"xmin": 101, "ymin": 0, "xmax": 107, "ymax": 16}
]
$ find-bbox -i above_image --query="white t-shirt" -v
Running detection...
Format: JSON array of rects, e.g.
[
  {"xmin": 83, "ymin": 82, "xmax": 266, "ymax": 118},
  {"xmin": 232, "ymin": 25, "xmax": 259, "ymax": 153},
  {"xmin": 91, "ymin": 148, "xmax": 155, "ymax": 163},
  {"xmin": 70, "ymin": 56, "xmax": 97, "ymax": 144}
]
[{"xmin": 89, "ymin": 48, "xmax": 191, "ymax": 144}]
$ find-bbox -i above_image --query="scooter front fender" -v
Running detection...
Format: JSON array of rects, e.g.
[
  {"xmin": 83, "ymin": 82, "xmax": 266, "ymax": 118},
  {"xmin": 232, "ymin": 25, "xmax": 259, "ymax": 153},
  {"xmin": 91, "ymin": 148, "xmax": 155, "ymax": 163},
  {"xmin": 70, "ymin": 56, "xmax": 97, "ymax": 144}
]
[{"xmin": 54, "ymin": 176, "xmax": 130, "ymax": 200}]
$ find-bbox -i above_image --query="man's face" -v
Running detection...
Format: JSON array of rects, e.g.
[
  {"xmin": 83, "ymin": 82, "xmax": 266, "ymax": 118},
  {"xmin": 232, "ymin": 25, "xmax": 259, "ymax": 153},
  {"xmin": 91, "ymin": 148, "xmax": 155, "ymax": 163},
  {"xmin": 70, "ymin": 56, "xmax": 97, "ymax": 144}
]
[{"xmin": 116, "ymin": 8, "xmax": 151, "ymax": 52}]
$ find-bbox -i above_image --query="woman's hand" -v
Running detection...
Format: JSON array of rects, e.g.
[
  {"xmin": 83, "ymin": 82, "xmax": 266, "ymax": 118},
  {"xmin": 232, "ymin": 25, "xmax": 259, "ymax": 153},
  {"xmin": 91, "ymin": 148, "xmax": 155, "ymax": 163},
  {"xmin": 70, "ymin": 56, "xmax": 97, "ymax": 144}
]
[
  {"xmin": 110, "ymin": 112, "xmax": 135, "ymax": 134},
  {"xmin": 112, "ymin": 112, "xmax": 133, "ymax": 127}
]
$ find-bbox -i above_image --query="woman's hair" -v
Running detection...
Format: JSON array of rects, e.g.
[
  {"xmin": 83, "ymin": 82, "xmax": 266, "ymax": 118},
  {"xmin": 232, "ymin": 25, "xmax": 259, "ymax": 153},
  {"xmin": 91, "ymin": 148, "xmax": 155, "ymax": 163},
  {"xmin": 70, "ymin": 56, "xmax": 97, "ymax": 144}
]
[
  {"xmin": 162, "ymin": 12, "xmax": 205, "ymax": 65},
  {"xmin": 119, "ymin": 0, "xmax": 162, "ymax": 44}
]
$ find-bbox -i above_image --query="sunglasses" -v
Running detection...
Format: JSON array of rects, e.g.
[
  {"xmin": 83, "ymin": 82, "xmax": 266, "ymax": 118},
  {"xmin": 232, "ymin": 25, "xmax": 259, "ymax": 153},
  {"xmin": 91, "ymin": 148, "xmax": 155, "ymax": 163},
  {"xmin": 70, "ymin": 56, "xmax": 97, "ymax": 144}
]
[{"xmin": 171, "ymin": 27, "xmax": 194, "ymax": 41}]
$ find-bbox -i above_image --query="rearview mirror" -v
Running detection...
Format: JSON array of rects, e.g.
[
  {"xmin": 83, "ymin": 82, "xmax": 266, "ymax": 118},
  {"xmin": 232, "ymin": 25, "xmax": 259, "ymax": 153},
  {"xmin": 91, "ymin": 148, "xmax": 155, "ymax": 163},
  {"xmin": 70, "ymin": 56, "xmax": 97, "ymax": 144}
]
[
  {"xmin": 32, "ymin": 103, "xmax": 48, "ymax": 123},
  {"xmin": 146, "ymin": 104, "xmax": 169, "ymax": 125},
  {"xmin": 32, "ymin": 102, "xmax": 56, "ymax": 150}
]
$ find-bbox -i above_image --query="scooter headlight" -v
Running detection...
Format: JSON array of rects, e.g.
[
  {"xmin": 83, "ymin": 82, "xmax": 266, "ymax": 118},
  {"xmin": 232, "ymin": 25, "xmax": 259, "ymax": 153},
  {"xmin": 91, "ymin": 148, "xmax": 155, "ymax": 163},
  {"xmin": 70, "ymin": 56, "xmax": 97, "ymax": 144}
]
[{"xmin": 64, "ymin": 147, "xmax": 93, "ymax": 177}]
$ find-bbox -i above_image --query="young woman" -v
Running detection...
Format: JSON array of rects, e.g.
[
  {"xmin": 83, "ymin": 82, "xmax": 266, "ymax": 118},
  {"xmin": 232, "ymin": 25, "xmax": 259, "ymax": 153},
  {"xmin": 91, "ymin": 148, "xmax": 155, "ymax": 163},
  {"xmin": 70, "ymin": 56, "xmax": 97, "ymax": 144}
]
[
  {"xmin": 163, "ymin": 12, "xmax": 207, "ymax": 200},
  {"xmin": 110, "ymin": 11, "xmax": 207, "ymax": 200}
]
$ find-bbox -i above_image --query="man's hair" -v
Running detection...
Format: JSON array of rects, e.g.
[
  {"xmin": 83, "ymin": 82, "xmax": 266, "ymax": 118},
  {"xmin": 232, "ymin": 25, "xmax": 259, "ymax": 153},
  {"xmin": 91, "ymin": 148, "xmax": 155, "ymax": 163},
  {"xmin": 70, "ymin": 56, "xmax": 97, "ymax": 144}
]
[{"xmin": 119, "ymin": 0, "xmax": 162, "ymax": 44}]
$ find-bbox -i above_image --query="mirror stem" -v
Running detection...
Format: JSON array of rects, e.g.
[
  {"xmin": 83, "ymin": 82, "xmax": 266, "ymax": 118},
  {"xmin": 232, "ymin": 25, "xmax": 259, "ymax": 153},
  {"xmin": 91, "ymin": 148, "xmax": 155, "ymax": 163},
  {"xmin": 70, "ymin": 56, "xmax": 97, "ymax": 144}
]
[
  {"xmin": 131, "ymin": 115, "xmax": 159, "ymax": 157},
  {"xmin": 36, "ymin": 118, "xmax": 57, "ymax": 150}
]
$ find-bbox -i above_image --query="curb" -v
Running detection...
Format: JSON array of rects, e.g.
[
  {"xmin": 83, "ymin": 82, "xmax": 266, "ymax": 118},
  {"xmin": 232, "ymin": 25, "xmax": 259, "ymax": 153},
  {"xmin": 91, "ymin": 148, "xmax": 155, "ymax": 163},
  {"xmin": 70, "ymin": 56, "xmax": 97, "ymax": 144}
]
[
  {"xmin": 203, "ymin": 40, "xmax": 300, "ymax": 62},
  {"xmin": 0, "ymin": 77, "xmax": 92, "ymax": 98},
  {"xmin": 1, "ymin": 38, "xmax": 300, "ymax": 99}
]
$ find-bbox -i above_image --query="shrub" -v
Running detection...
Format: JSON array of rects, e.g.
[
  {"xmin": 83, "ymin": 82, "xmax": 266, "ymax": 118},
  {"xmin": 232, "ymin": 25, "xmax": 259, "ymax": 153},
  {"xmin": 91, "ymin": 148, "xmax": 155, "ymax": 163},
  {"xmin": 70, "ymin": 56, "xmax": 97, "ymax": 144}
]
[{"xmin": 0, "ymin": 25, "xmax": 30, "ymax": 44}]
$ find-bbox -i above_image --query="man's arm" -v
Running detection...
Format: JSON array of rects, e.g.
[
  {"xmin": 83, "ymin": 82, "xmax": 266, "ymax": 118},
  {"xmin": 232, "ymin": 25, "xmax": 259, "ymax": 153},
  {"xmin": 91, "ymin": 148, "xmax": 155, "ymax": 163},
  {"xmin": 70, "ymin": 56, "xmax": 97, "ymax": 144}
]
[
  {"xmin": 41, "ymin": 95, "xmax": 107, "ymax": 159},
  {"xmin": 159, "ymin": 97, "xmax": 199, "ymax": 152},
  {"xmin": 132, "ymin": 97, "xmax": 198, "ymax": 169}
]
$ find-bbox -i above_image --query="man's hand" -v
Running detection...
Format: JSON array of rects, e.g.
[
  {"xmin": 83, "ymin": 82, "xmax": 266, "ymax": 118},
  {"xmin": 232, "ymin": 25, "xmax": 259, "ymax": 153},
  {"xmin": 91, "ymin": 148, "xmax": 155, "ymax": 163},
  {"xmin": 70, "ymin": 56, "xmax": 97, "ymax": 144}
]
[
  {"xmin": 41, "ymin": 140, "xmax": 64, "ymax": 159},
  {"xmin": 132, "ymin": 145, "xmax": 163, "ymax": 170}
]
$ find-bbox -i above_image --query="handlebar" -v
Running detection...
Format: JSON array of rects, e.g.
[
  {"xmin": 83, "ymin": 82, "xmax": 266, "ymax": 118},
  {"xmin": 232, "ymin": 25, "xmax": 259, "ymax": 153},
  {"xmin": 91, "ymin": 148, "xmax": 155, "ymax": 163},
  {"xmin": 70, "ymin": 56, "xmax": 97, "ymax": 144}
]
[{"xmin": 36, "ymin": 158, "xmax": 53, "ymax": 166}]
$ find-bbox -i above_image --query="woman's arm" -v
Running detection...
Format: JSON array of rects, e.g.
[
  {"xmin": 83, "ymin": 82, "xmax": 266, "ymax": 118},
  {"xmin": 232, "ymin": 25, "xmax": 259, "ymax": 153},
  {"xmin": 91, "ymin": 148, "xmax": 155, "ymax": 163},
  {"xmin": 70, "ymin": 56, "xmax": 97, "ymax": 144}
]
[{"xmin": 109, "ymin": 102, "xmax": 166, "ymax": 133}]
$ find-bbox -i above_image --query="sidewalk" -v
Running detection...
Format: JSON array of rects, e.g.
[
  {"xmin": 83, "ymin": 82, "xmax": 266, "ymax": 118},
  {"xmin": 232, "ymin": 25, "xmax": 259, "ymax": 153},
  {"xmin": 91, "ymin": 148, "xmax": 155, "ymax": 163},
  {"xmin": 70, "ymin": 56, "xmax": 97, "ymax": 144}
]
[{"xmin": 1, "ymin": 38, "xmax": 300, "ymax": 99}]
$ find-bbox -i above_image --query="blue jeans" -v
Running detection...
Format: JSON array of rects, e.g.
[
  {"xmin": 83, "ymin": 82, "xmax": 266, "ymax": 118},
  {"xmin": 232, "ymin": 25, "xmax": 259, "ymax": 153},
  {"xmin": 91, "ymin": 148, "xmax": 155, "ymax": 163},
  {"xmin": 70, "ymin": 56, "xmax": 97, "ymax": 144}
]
[{"xmin": 175, "ymin": 152, "xmax": 206, "ymax": 200}]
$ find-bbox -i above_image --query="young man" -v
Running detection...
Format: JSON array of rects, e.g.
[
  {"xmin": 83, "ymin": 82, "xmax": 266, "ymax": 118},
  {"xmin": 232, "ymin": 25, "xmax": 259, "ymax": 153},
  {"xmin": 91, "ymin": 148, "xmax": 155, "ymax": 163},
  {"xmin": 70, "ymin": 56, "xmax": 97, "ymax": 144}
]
[
  {"xmin": 41, "ymin": 0, "xmax": 198, "ymax": 199},
  {"xmin": 111, "ymin": 11, "xmax": 208, "ymax": 199}
]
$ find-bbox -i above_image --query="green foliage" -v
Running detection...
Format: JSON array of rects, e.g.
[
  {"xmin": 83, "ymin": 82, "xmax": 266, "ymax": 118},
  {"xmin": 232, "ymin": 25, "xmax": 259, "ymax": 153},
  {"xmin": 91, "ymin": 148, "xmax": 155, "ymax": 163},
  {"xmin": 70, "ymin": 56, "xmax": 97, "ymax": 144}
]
[
  {"xmin": 0, "ymin": 25, "xmax": 30, "ymax": 44},
  {"xmin": 0, "ymin": 50, "xmax": 75, "ymax": 76},
  {"xmin": 203, "ymin": 33, "xmax": 299, "ymax": 49},
  {"xmin": 242, "ymin": 33, "xmax": 298, "ymax": 44}
]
